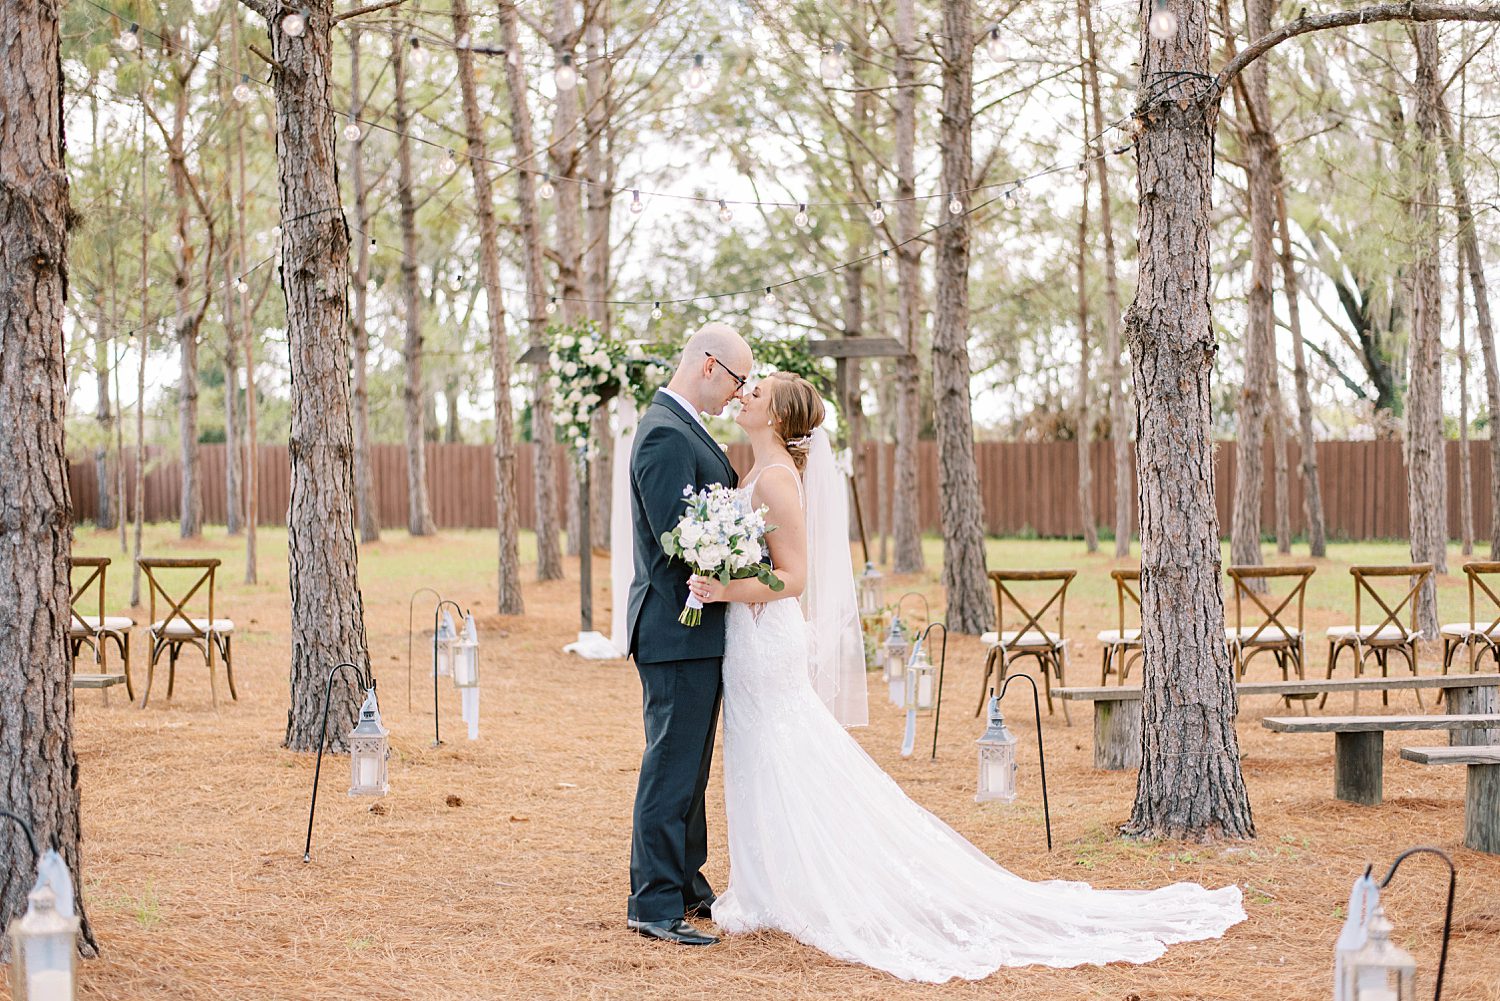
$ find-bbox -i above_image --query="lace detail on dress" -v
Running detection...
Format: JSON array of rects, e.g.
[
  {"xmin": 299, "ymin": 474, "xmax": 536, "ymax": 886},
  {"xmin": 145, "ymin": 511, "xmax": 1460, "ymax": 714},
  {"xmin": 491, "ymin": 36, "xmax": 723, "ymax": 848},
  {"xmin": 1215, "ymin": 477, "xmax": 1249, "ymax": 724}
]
[{"xmin": 712, "ymin": 599, "xmax": 1246, "ymax": 983}]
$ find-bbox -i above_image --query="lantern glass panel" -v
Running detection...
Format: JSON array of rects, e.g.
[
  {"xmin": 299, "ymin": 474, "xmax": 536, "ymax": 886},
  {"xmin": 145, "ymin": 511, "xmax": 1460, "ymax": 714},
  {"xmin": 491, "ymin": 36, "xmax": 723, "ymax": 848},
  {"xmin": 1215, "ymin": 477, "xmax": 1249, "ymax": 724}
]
[
  {"xmin": 434, "ymin": 611, "xmax": 457, "ymax": 677},
  {"xmin": 348, "ymin": 689, "xmax": 390, "ymax": 797},
  {"xmin": 882, "ymin": 621, "xmax": 909, "ymax": 684},
  {"xmin": 453, "ymin": 613, "xmax": 480, "ymax": 688},
  {"xmin": 975, "ymin": 692, "xmax": 1019, "ymax": 802},
  {"xmin": 857, "ymin": 564, "xmax": 884, "ymax": 617},
  {"xmin": 1349, "ymin": 908, "xmax": 1416, "ymax": 1001},
  {"xmin": 8, "ymin": 886, "xmax": 78, "ymax": 1001},
  {"xmin": 905, "ymin": 645, "xmax": 935, "ymax": 711}
]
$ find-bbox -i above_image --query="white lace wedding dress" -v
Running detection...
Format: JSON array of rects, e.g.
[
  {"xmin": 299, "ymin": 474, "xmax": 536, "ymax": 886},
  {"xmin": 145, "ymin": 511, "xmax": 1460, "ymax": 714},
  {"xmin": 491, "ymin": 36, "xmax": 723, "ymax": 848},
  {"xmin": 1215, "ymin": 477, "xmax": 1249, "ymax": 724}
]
[{"xmin": 712, "ymin": 465, "xmax": 1246, "ymax": 983}]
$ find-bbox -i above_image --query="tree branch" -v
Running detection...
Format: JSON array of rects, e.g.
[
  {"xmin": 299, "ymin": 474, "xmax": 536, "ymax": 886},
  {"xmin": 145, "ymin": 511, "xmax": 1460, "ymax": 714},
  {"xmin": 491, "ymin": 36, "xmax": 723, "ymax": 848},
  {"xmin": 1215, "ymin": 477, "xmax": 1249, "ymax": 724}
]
[
  {"xmin": 334, "ymin": 0, "xmax": 405, "ymax": 24},
  {"xmin": 1212, "ymin": 3, "xmax": 1500, "ymax": 100}
]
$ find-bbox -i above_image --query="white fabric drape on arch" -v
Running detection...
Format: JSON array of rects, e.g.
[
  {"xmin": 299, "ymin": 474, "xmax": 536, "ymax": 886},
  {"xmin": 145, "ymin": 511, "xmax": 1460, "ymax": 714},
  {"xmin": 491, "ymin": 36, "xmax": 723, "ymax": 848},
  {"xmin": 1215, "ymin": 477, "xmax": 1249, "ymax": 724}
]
[{"xmin": 607, "ymin": 397, "xmax": 640, "ymax": 659}]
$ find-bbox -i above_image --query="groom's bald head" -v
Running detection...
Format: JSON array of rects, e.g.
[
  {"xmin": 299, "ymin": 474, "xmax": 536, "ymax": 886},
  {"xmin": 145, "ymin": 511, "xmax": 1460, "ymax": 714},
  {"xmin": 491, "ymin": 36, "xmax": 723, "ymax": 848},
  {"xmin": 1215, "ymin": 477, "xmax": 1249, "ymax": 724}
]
[{"xmin": 668, "ymin": 322, "xmax": 753, "ymax": 417}]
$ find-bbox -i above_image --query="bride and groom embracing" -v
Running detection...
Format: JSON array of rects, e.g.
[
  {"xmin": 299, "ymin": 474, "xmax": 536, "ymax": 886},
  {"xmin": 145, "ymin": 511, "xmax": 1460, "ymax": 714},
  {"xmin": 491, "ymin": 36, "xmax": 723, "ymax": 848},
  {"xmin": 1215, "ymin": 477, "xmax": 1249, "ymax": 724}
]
[{"xmin": 623, "ymin": 323, "xmax": 1245, "ymax": 983}]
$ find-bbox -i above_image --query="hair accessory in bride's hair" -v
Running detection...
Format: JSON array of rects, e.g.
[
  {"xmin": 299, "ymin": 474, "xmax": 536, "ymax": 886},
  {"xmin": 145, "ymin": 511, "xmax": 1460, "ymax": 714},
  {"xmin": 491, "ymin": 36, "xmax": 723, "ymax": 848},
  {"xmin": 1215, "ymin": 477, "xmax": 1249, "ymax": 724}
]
[{"xmin": 786, "ymin": 433, "xmax": 814, "ymax": 449}]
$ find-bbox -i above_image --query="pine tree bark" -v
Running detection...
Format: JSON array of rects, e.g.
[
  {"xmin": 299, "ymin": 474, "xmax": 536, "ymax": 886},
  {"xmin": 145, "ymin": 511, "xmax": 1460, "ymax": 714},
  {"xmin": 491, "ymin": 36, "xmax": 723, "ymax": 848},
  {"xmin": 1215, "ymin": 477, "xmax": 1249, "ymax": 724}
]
[
  {"xmin": 348, "ymin": 27, "xmax": 380, "ymax": 544},
  {"xmin": 94, "ymin": 325, "xmax": 115, "ymax": 531},
  {"xmin": 230, "ymin": 5, "xmax": 259, "ymax": 583},
  {"xmin": 582, "ymin": 11, "xmax": 613, "ymax": 549},
  {"xmin": 249, "ymin": 0, "xmax": 372, "ymax": 750},
  {"xmin": 551, "ymin": 0, "xmax": 585, "ymax": 560},
  {"xmin": 1406, "ymin": 23, "xmax": 1447, "ymax": 636},
  {"xmin": 1073, "ymin": 97, "xmax": 1098, "ymax": 552},
  {"xmin": 501, "ymin": 0, "xmax": 563, "ymax": 580},
  {"xmin": 1435, "ymin": 73, "xmax": 1500, "ymax": 558},
  {"xmin": 1228, "ymin": 0, "xmax": 1278, "ymax": 578},
  {"xmin": 169, "ymin": 66, "xmax": 203, "ymax": 539},
  {"xmin": 455, "ymin": 0, "xmax": 524, "ymax": 615},
  {"xmin": 1122, "ymin": 0, "xmax": 1253, "ymax": 840},
  {"xmin": 394, "ymin": 38, "xmax": 435, "ymax": 538},
  {"xmin": 0, "ymin": 0, "xmax": 96, "ymax": 952},
  {"xmin": 1272, "ymin": 180, "xmax": 1326, "ymax": 556},
  {"xmin": 932, "ymin": 0, "xmax": 991, "ymax": 635},
  {"xmin": 131, "ymin": 50, "xmax": 150, "ymax": 607},
  {"xmin": 1081, "ymin": 0, "xmax": 1133, "ymax": 557},
  {"xmin": 222, "ymin": 213, "xmax": 243, "ymax": 537},
  {"xmin": 1459, "ymin": 251, "xmax": 1474, "ymax": 556},
  {"xmin": 890, "ymin": 0, "xmax": 925, "ymax": 574}
]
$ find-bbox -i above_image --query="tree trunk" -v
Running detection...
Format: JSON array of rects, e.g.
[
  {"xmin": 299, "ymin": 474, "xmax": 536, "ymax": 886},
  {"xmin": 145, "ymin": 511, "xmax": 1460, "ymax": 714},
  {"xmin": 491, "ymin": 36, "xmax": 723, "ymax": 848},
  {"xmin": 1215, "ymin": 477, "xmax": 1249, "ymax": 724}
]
[
  {"xmin": 501, "ymin": 0, "xmax": 563, "ymax": 581},
  {"xmin": 94, "ymin": 323, "xmax": 115, "ymax": 531},
  {"xmin": 551, "ymin": 0, "xmax": 584, "ymax": 561},
  {"xmin": 348, "ymin": 27, "xmax": 380, "ymax": 544},
  {"xmin": 1081, "ymin": 0, "xmax": 1133, "ymax": 557},
  {"xmin": 1406, "ymin": 23, "xmax": 1446, "ymax": 637},
  {"xmin": 1229, "ymin": 0, "xmax": 1278, "ymax": 578},
  {"xmin": 454, "ymin": 0, "xmax": 524, "ymax": 615},
  {"xmin": 890, "ymin": 0, "xmax": 925, "ymax": 574},
  {"xmin": 170, "ymin": 75, "xmax": 202, "ymax": 539},
  {"xmin": 394, "ymin": 38, "xmax": 435, "ymax": 538},
  {"xmin": 1122, "ymin": 0, "xmax": 1253, "ymax": 841},
  {"xmin": 1074, "ymin": 20, "xmax": 1097, "ymax": 553},
  {"xmin": 0, "ymin": 0, "xmax": 96, "ymax": 952},
  {"xmin": 582, "ymin": 10, "xmax": 613, "ymax": 550},
  {"xmin": 1459, "ymin": 248, "xmax": 1474, "ymax": 556},
  {"xmin": 932, "ymin": 0, "xmax": 991, "ymax": 635},
  {"xmin": 1270, "ymin": 377, "xmax": 1291, "ymax": 553},
  {"xmin": 222, "ymin": 214, "xmax": 243, "ymax": 537},
  {"xmin": 131, "ymin": 47, "xmax": 150, "ymax": 607},
  {"xmin": 259, "ymin": 0, "xmax": 371, "ymax": 750},
  {"xmin": 1435, "ymin": 66, "xmax": 1500, "ymax": 558},
  {"xmin": 443, "ymin": 375, "xmax": 462, "ymax": 443},
  {"xmin": 232, "ymin": 8, "xmax": 259, "ymax": 584},
  {"xmin": 1272, "ymin": 181, "xmax": 1326, "ymax": 556}
]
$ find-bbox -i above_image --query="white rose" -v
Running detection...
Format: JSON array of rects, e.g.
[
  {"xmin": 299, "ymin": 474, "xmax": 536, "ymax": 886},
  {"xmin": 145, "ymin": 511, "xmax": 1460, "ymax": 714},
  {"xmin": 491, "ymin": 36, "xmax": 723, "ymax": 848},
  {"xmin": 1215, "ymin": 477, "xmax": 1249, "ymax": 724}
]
[
  {"xmin": 679, "ymin": 523, "xmax": 704, "ymax": 546},
  {"xmin": 549, "ymin": 352, "xmax": 562, "ymax": 367},
  {"xmin": 547, "ymin": 374, "xmax": 562, "ymax": 389},
  {"xmin": 563, "ymin": 362, "xmax": 578, "ymax": 377},
  {"xmin": 561, "ymin": 335, "xmax": 576, "ymax": 349}
]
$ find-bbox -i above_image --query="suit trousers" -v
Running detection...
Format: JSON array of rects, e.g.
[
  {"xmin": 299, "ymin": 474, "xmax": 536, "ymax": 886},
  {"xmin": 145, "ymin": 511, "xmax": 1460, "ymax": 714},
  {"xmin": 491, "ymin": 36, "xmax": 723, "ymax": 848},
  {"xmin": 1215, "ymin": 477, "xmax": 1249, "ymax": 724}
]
[{"xmin": 627, "ymin": 655, "xmax": 722, "ymax": 923}]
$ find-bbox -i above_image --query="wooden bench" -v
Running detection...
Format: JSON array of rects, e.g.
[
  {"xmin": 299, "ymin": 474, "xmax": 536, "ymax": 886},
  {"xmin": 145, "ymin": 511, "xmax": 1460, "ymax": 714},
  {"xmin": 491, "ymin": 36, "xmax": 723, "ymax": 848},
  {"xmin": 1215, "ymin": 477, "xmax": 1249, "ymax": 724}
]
[
  {"xmin": 1053, "ymin": 673, "xmax": 1500, "ymax": 770},
  {"xmin": 1262, "ymin": 714, "xmax": 1500, "ymax": 806},
  {"xmin": 1399, "ymin": 746, "xmax": 1500, "ymax": 854},
  {"xmin": 71, "ymin": 671, "xmax": 130, "ymax": 705}
]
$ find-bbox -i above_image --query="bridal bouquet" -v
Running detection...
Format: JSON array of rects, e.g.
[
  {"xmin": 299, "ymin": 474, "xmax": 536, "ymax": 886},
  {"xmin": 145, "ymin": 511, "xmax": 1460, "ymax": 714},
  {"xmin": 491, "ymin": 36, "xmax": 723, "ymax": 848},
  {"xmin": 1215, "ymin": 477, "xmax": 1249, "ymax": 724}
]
[{"xmin": 662, "ymin": 484, "xmax": 784, "ymax": 626}]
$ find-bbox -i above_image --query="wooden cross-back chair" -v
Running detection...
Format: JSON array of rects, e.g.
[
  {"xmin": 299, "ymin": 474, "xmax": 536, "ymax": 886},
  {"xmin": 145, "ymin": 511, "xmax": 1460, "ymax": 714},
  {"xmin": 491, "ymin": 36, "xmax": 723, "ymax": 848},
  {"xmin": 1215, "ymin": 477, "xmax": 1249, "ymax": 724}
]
[
  {"xmin": 1097, "ymin": 570, "xmax": 1143, "ymax": 686},
  {"xmin": 1441, "ymin": 562, "xmax": 1500, "ymax": 673},
  {"xmin": 1324, "ymin": 563, "xmax": 1432, "ymax": 709},
  {"xmin": 976, "ymin": 569, "xmax": 1076, "ymax": 722},
  {"xmin": 1227, "ymin": 564, "xmax": 1317, "ymax": 711},
  {"xmin": 68, "ymin": 557, "xmax": 134, "ymax": 701},
  {"xmin": 138, "ymin": 557, "xmax": 237, "ymax": 709}
]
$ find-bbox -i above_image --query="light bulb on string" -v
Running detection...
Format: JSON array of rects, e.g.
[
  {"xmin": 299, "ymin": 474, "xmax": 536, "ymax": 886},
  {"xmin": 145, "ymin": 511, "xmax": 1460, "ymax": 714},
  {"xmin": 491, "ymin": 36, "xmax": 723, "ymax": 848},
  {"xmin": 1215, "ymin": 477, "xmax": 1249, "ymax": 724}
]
[
  {"xmin": 545, "ymin": 296, "xmax": 558, "ymax": 316},
  {"xmin": 629, "ymin": 189, "xmax": 643, "ymax": 214},
  {"xmin": 1148, "ymin": 0, "xmax": 1178, "ymax": 40},
  {"xmin": 717, "ymin": 199, "xmax": 733, "ymax": 224},
  {"xmin": 685, "ymin": 52, "xmax": 708, "ymax": 93},
  {"xmin": 441, "ymin": 149, "xmax": 458, "ymax": 175},
  {"xmin": 233, "ymin": 74, "xmax": 253, "ymax": 103},
  {"xmin": 762, "ymin": 287, "xmax": 776, "ymax": 307},
  {"xmin": 368, "ymin": 236, "xmax": 378, "ymax": 254},
  {"xmin": 120, "ymin": 22, "xmax": 140, "ymax": 51},
  {"xmin": 343, "ymin": 122, "xmax": 361, "ymax": 142},
  {"xmin": 538, "ymin": 174, "xmax": 555, "ymax": 200},
  {"xmin": 819, "ymin": 42, "xmax": 845, "ymax": 83},
  {"xmin": 455, "ymin": 32, "xmax": 471, "ymax": 50},
  {"xmin": 794, "ymin": 203, "xmax": 809, "ymax": 228},
  {"xmin": 651, "ymin": 302, "xmax": 662, "ymax": 320},
  {"xmin": 449, "ymin": 272, "xmax": 464, "ymax": 292},
  {"xmin": 281, "ymin": 8, "xmax": 307, "ymax": 37},
  {"xmin": 986, "ymin": 26, "xmax": 1004, "ymax": 60},
  {"xmin": 236, "ymin": 278, "xmax": 250, "ymax": 295},
  {"xmin": 948, "ymin": 194, "xmax": 963, "ymax": 215},
  {"xmin": 869, "ymin": 200, "xmax": 885, "ymax": 225},
  {"xmin": 554, "ymin": 53, "xmax": 577, "ymax": 90}
]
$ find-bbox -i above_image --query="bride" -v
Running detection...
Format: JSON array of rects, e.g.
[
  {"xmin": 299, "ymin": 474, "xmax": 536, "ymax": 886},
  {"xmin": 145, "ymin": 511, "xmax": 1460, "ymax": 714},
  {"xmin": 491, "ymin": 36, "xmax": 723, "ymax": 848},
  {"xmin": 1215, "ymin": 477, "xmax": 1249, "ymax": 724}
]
[{"xmin": 685, "ymin": 371, "xmax": 1246, "ymax": 984}]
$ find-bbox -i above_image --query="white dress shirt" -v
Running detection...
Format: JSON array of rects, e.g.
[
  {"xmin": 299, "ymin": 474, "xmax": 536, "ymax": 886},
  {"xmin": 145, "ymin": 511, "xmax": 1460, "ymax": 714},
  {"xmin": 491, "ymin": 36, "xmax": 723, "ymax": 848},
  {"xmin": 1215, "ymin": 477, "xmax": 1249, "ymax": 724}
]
[{"xmin": 660, "ymin": 388, "xmax": 708, "ymax": 431}]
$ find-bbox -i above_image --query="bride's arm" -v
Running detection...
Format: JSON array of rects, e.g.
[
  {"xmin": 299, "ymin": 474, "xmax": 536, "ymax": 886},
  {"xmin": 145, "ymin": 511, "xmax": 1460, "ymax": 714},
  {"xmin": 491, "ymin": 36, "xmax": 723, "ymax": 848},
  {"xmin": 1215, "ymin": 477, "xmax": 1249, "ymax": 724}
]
[{"xmin": 689, "ymin": 467, "xmax": 806, "ymax": 604}]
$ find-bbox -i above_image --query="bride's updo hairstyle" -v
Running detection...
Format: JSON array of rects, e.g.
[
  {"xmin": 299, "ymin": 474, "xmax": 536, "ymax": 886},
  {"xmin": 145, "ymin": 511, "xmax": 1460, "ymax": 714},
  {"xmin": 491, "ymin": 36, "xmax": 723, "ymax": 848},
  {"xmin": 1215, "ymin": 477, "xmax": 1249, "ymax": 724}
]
[{"xmin": 765, "ymin": 371, "xmax": 826, "ymax": 473}]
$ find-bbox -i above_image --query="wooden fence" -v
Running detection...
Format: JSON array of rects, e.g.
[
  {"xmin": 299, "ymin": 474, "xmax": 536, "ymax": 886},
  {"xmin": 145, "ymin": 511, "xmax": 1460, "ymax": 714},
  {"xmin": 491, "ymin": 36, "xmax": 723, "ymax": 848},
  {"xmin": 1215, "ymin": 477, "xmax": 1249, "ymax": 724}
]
[{"xmin": 67, "ymin": 439, "xmax": 1493, "ymax": 543}]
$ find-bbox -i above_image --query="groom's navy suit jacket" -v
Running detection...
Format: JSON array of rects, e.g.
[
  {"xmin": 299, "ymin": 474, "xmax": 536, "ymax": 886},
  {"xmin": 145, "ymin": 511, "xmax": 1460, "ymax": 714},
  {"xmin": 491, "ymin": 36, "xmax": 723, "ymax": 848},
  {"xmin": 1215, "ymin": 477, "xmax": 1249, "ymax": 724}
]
[{"xmin": 627, "ymin": 391, "xmax": 738, "ymax": 663}]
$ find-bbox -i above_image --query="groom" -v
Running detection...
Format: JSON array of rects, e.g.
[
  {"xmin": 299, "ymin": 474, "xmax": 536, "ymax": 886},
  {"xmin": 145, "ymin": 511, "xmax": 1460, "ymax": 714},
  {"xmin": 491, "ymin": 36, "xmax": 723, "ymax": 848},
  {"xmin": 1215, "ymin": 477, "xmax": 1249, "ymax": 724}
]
[{"xmin": 625, "ymin": 323, "xmax": 752, "ymax": 947}]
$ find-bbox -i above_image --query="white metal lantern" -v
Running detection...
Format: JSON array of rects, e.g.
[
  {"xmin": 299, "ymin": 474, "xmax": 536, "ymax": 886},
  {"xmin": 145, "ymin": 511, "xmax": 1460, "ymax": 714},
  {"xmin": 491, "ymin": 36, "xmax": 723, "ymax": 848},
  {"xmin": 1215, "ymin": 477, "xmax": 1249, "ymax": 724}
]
[
  {"xmin": 453, "ymin": 613, "xmax": 480, "ymax": 689},
  {"xmin": 857, "ymin": 562, "xmax": 885, "ymax": 618},
  {"xmin": 348, "ymin": 688, "xmax": 389, "ymax": 797},
  {"xmin": 434, "ymin": 610, "xmax": 457, "ymax": 677},
  {"xmin": 904, "ymin": 641, "xmax": 936, "ymax": 712},
  {"xmin": 882, "ymin": 617, "xmax": 910, "ymax": 684},
  {"xmin": 1345, "ymin": 906, "xmax": 1417, "ymax": 1001},
  {"xmin": 7, "ymin": 884, "xmax": 78, "ymax": 1001},
  {"xmin": 975, "ymin": 689, "xmax": 1019, "ymax": 803}
]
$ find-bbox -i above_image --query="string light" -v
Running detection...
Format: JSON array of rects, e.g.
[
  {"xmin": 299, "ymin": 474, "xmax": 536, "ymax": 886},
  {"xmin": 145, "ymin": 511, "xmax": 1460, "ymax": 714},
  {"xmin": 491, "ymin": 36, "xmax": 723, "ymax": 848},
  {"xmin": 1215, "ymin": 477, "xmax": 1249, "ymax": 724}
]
[
  {"xmin": 538, "ymin": 174, "xmax": 555, "ymax": 200},
  {"xmin": 1148, "ymin": 0, "xmax": 1178, "ymax": 40},
  {"xmin": 545, "ymin": 296, "xmax": 558, "ymax": 315},
  {"xmin": 369, "ymin": 236, "xmax": 378, "ymax": 253},
  {"xmin": 629, "ymin": 189, "xmax": 643, "ymax": 214},
  {"xmin": 685, "ymin": 52, "xmax": 708, "ymax": 93},
  {"xmin": 651, "ymin": 302, "xmax": 662, "ymax": 320},
  {"xmin": 449, "ymin": 272, "xmax": 464, "ymax": 291},
  {"xmin": 869, "ymin": 201, "xmax": 885, "ymax": 224},
  {"xmin": 343, "ymin": 122, "xmax": 362, "ymax": 141},
  {"xmin": 881, "ymin": 249, "xmax": 894, "ymax": 274},
  {"xmin": 281, "ymin": 8, "xmax": 307, "ymax": 37},
  {"xmin": 948, "ymin": 194, "xmax": 963, "ymax": 215},
  {"xmin": 762, "ymin": 287, "xmax": 776, "ymax": 306},
  {"xmin": 794, "ymin": 203, "xmax": 809, "ymax": 228},
  {"xmin": 119, "ymin": 21, "xmax": 140, "ymax": 51},
  {"xmin": 441, "ymin": 149, "xmax": 458, "ymax": 175},
  {"xmin": 455, "ymin": 32, "xmax": 470, "ymax": 50},
  {"xmin": 819, "ymin": 42, "xmax": 845, "ymax": 83},
  {"xmin": 233, "ymin": 74, "xmax": 253, "ymax": 103},
  {"xmin": 717, "ymin": 199, "xmax": 733, "ymax": 223},
  {"xmin": 986, "ymin": 26, "xmax": 1004, "ymax": 60},
  {"xmin": 554, "ymin": 53, "xmax": 577, "ymax": 90}
]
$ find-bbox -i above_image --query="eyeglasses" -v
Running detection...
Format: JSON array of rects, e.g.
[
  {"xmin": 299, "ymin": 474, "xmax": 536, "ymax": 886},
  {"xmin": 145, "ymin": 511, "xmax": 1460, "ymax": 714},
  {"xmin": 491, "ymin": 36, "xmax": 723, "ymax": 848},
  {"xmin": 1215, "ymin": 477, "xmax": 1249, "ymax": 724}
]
[{"xmin": 706, "ymin": 352, "xmax": 747, "ymax": 390}]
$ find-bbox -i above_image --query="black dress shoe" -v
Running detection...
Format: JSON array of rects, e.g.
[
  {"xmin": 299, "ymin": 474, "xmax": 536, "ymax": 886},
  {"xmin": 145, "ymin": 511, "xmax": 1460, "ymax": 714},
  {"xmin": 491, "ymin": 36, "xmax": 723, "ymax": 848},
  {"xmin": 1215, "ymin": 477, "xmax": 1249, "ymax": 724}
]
[
  {"xmin": 684, "ymin": 895, "xmax": 716, "ymax": 921},
  {"xmin": 627, "ymin": 917, "xmax": 719, "ymax": 946}
]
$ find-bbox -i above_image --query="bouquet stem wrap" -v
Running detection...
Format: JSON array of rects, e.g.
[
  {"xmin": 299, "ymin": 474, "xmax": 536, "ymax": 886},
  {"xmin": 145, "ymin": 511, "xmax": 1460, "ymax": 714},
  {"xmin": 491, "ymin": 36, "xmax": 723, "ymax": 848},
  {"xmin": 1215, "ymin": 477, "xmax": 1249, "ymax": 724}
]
[{"xmin": 680, "ymin": 592, "xmax": 705, "ymax": 627}]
